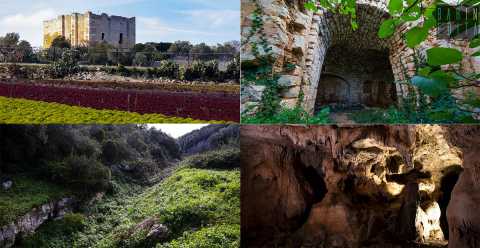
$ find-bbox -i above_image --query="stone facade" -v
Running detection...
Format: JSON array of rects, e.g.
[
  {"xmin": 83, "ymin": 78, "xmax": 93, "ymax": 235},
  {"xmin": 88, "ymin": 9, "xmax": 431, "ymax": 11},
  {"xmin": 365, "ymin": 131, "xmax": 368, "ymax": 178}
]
[
  {"xmin": 43, "ymin": 12, "xmax": 135, "ymax": 49},
  {"xmin": 241, "ymin": 0, "xmax": 480, "ymax": 114}
]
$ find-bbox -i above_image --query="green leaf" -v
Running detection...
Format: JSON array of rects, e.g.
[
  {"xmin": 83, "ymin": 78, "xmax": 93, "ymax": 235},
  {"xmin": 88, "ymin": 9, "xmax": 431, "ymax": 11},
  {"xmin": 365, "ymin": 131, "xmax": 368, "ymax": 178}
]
[
  {"xmin": 411, "ymin": 75, "xmax": 449, "ymax": 97},
  {"xmin": 402, "ymin": 5, "xmax": 422, "ymax": 21},
  {"xmin": 472, "ymin": 51, "xmax": 480, "ymax": 56},
  {"xmin": 427, "ymin": 47, "xmax": 463, "ymax": 66},
  {"xmin": 405, "ymin": 27, "xmax": 429, "ymax": 48},
  {"xmin": 430, "ymin": 70, "xmax": 459, "ymax": 87},
  {"xmin": 418, "ymin": 67, "xmax": 431, "ymax": 77},
  {"xmin": 424, "ymin": 4, "xmax": 437, "ymax": 18},
  {"xmin": 304, "ymin": 1, "xmax": 318, "ymax": 12},
  {"xmin": 423, "ymin": 16, "xmax": 437, "ymax": 29},
  {"xmin": 378, "ymin": 19, "xmax": 396, "ymax": 38},
  {"xmin": 388, "ymin": 0, "xmax": 404, "ymax": 15},
  {"xmin": 470, "ymin": 38, "xmax": 480, "ymax": 48}
]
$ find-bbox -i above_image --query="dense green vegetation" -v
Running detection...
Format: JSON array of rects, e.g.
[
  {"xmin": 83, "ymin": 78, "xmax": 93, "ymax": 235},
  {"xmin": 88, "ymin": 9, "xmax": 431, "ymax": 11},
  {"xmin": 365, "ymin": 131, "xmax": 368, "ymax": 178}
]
[
  {"xmin": 178, "ymin": 125, "xmax": 239, "ymax": 155},
  {"xmin": 0, "ymin": 125, "xmax": 239, "ymax": 247},
  {"xmin": 17, "ymin": 167, "xmax": 240, "ymax": 248},
  {"xmin": 0, "ymin": 97, "xmax": 214, "ymax": 124},
  {"xmin": 179, "ymin": 148, "xmax": 240, "ymax": 170},
  {"xmin": 0, "ymin": 175, "xmax": 71, "ymax": 226}
]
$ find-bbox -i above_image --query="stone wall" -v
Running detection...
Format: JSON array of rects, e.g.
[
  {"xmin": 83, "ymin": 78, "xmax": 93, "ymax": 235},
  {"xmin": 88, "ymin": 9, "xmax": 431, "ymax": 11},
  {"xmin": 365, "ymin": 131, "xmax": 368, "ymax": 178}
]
[
  {"xmin": 43, "ymin": 12, "xmax": 135, "ymax": 49},
  {"xmin": 241, "ymin": 0, "xmax": 480, "ymax": 115}
]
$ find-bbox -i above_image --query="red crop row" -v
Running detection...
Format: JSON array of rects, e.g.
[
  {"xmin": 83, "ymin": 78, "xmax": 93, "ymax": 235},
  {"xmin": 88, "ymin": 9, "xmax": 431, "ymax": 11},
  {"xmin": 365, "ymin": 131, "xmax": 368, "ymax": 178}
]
[{"xmin": 0, "ymin": 82, "xmax": 240, "ymax": 122}]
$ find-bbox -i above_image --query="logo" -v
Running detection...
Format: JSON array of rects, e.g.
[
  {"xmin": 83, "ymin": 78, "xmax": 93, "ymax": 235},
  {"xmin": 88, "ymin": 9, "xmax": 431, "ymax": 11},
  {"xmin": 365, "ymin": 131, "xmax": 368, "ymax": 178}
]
[{"xmin": 436, "ymin": 2, "xmax": 480, "ymax": 39}]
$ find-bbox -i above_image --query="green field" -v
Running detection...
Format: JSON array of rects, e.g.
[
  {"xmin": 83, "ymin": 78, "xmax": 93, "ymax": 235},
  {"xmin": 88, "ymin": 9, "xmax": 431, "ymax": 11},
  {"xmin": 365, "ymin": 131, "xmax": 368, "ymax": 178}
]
[{"xmin": 0, "ymin": 97, "xmax": 219, "ymax": 124}]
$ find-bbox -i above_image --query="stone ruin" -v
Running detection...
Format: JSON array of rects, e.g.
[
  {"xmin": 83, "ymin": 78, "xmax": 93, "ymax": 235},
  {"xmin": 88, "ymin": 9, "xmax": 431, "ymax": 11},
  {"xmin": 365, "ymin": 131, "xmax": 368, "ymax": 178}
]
[{"xmin": 241, "ymin": 0, "xmax": 480, "ymax": 115}]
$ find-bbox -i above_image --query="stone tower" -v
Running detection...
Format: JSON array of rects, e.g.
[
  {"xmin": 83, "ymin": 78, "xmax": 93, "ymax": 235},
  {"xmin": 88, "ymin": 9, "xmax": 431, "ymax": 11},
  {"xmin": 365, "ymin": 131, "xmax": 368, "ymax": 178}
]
[{"xmin": 43, "ymin": 12, "xmax": 136, "ymax": 49}]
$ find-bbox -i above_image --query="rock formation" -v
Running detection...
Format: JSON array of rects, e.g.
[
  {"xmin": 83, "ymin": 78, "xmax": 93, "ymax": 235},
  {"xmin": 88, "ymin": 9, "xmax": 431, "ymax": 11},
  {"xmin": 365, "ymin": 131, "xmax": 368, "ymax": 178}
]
[
  {"xmin": 0, "ymin": 198, "xmax": 74, "ymax": 248},
  {"xmin": 241, "ymin": 125, "xmax": 478, "ymax": 248}
]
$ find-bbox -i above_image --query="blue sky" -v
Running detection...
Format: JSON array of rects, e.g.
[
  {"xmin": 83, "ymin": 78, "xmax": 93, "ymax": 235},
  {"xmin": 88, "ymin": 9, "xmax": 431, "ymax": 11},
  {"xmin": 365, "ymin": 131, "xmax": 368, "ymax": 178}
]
[{"xmin": 0, "ymin": 0, "xmax": 239, "ymax": 47}]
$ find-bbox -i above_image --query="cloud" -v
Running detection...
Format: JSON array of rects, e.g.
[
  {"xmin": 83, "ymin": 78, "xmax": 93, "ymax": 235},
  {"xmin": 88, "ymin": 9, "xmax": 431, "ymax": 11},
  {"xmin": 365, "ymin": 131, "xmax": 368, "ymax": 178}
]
[
  {"xmin": 179, "ymin": 10, "xmax": 239, "ymax": 28},
  {"xmin": 136, "ymin": 16, "xmax": 237, "ymax": 44},
  {"xmin": 0, "ymin": 8, "xmax": 57, "ymax": 46},
  {"xmin": 0, "ymin": 0, "xmax": 239, "ymax": 46}
]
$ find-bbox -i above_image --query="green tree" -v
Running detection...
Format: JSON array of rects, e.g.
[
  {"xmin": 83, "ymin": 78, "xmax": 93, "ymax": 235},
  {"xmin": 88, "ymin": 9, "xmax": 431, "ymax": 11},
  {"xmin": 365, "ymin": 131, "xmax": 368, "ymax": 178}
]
[
  {"xmin": 51, "ymin": 36, "xmax": 71, "ymax": 49},
  {"xmin": 0, "ymin": 33, "xmax": 20, "ymax": 46},
  {"xmin": 133, "ymin": 53, "xmax": 148, "ymax": 66},
  {"xmin": 168, "ymin": 40, "xmax": 193, "ymax": 55}
]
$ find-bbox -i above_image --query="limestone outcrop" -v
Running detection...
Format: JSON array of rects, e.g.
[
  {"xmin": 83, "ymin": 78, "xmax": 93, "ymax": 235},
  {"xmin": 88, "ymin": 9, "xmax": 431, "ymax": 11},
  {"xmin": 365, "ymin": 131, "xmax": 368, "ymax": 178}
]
[
  {"xmin": 0, "ymin": 198, "xmax": 74, "ymax": 248},
  {"xmin": 241, "ymin": 125, "xmax": 477, "ymax": 247}
]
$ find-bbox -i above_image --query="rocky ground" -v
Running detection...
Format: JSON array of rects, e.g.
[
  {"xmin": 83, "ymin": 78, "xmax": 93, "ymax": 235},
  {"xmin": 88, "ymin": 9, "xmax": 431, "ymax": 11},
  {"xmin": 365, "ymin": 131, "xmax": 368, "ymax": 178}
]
[{"xmin": 65, "ymin": 71, "xmax": 238, "ymax": 86}]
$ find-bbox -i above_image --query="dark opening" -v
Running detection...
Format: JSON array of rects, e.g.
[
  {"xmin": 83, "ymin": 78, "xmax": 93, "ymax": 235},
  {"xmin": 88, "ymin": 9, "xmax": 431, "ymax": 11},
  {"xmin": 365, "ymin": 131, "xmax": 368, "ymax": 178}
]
[
  {"xmin": 101, "ymin": 33, "xmax": 105, "ymax": 40},
  {"xmin": 292, "ymin": 153, "xmax": 328, "ymax": 233},
  {"xmin": 438, "ymin": 168, "xmax": 462, "ymax": 239},
  {"xmin": 302, "ymin": 165, "xmax": 328, "ymax": 202},
  {"xmin": 315, "ymin": 45, "xmax": 396, "ymax": 113},
  {"xmin": 386, "ymin": 156, "xmax": 404, "ymax": 174},
  {"xmin": 119, "ymin": 33, "xmax": 123, "ymax": 44}
]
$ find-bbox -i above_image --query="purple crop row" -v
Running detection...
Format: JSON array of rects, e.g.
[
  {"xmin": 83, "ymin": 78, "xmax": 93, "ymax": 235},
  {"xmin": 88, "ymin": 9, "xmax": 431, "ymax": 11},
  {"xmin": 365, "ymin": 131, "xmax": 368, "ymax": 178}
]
[{"xmin": 0, "ymin": 82, "xmax": 240, "ymax": 122}]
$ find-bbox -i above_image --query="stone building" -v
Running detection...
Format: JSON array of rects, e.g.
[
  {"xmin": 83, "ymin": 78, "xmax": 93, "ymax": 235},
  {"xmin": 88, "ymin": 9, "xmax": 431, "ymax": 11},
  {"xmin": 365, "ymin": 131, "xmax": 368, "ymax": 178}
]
[
  {"xmin": 241, "ymin": 0, "xmax": 480, "ymax": 115},
  {"xmin": 43, "ymin": 12, "xmax": 135, "ymax": 49}
]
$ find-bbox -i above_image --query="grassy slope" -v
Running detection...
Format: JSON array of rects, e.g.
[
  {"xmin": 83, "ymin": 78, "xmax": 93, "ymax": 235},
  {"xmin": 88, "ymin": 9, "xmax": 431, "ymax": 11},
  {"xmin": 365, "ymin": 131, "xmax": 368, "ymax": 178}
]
[
  {"xmin": 0, "ymin": 97, "xmax": 221, "ymax": 124},
  {"xmin": 99, "ymin": 168, "xmax": 240, "ymax": 248},
  {"xmin": 0, "ymin": 175, "xmax": 71, "ymax": 226},
  {"xmin": 19, "ymin": 168, "xmax": 240, "ymax": 248}
]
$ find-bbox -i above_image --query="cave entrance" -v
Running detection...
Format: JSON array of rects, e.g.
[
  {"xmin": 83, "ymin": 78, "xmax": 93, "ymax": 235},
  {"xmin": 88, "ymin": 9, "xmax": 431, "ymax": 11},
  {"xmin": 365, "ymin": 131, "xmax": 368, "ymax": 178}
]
[
  {"xmin": 438, "ymin": 168, "xmax": 462, "ymax": 240},
  {"xmin": 314, "ymin": 45, "xmax": 397, "ymax": 113},
  {"xmin": 305, "ymin": 3, "xmax": 400, "ymax": 115}
]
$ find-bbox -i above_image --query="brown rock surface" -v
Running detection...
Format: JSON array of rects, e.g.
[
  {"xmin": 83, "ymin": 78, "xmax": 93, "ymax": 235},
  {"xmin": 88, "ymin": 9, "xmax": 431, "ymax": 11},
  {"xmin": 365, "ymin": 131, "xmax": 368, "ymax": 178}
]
[{"xmin": 241, "ymin": 125, "xmax": 475, "ymax": 248}]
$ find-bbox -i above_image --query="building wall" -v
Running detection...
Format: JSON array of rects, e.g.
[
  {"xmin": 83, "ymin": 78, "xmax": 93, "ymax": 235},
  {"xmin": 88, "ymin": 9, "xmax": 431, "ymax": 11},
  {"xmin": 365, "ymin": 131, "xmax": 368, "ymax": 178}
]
[
  {"xmin": 88, "ymin": 13, "xmax": 135, "ymax": 49},
  {"xmin": 43, "ymin": 12, "xmax": 135, "ymax": 49}
]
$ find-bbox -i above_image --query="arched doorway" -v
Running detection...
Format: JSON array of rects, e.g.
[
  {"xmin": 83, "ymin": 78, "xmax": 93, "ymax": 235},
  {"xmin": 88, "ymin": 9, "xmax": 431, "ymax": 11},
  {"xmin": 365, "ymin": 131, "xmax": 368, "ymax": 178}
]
[
  {"xmin": 315, "ymin": 73, "xmax": 351, "ymax": 112},
  {"xmin": 305, "ymin": 2, "xmax": 400, "ymax": 114}
]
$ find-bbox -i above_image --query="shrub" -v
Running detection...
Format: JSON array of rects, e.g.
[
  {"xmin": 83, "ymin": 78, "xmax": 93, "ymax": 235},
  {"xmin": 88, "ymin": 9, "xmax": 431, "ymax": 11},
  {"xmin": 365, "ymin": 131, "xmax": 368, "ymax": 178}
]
[
  {"xmin": 20, "ymin": 213, "xmax": 86, "ymax": 248},
  {"xmin": 222, "ymin": 60, "xmax": 240, "ymax": 82},
  {"xmin": 158, "ymin": 224, "xmax": 240, "ymax": 248},
  {"xmin": 183, "ymin": 61, "xmax": 204, "ymax": 81},
  {"xmin": 62, "ymin": 213, "xmax": 87, "ymax": 232},
  {"xmin": 48, "ymin": 49, "xmax": 80, "ymax": 78},
  {"xmin": 243, "ymin": 105, "xmax": 330, "ymax": 124},
  {"xmin": 101, "ymin": 140, "xmax": 134, "ymax": 165},
  {"xmin": 180, "ymin": 148, "xmax": 240, "ymax": 170},
  {"xmin": 203, "ymin": 61, "xmax": 219, "ymax": 80},
  {"xmin": 44, "ymin": 156, "xmax": 111, "ymax": 193},
  {"xmin": 157, "ymin": 61, "xmax": 179, "ymax": 78},
  {"xmin": 116, "ymin": 64, "xmax": 130, "ymax": 77}
]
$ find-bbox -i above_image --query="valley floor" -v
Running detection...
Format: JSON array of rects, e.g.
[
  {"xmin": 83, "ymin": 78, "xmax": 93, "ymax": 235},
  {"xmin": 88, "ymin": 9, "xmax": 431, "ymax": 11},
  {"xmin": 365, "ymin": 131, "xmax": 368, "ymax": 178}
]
[{"xmin": 13, "ymin": 166, "xmax": 240, "ymax": 248}]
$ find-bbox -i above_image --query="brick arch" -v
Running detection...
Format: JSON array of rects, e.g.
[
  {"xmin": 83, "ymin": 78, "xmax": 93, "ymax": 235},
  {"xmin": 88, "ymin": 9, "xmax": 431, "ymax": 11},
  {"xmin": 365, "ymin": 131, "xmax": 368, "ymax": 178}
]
[{"xmin": 302, "ymin": 1, "xmax": 404, "ymax": 113}]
